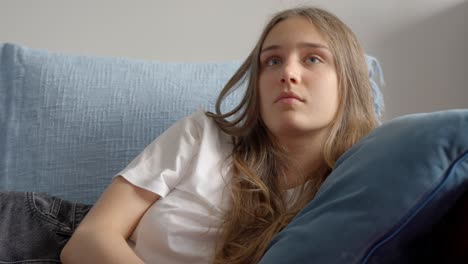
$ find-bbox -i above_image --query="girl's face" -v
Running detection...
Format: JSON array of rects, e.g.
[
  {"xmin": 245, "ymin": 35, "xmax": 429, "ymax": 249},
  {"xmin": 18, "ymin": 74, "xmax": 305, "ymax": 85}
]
[{"xmin": 258, "ymin": 17, "xmax": 339, "ymax": 141}]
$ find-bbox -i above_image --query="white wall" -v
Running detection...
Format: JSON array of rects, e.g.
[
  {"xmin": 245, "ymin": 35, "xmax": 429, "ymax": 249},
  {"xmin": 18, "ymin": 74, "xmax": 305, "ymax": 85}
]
[{"xmin": 1, "ymin": 0, "xmax": 467, "ymax": 121}]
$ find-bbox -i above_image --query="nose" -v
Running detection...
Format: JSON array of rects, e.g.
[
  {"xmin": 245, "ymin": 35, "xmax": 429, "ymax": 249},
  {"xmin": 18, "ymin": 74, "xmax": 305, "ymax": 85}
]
[{"xmin": 280, "ymin": 60, "xmax": 299, "ymax": 85}]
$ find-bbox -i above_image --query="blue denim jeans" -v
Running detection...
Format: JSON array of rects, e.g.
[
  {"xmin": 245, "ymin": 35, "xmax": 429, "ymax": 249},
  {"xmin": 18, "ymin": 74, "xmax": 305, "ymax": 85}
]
[{"xmin": 0, "ymin": 192, "xmax": 92, "ymax": 263}]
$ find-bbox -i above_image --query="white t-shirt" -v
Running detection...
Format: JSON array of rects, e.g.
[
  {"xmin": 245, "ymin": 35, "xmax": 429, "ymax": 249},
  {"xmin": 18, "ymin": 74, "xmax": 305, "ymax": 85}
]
[{"xmin": 114, "ymin": 109, "xmax": 234, "ymax": 264}]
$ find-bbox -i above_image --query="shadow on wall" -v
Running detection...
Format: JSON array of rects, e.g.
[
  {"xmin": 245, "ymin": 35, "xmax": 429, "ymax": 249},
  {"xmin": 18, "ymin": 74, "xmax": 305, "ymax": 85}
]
[{"xmin": 377, "ymin": 1, "xmax": 468, "ymax": 121}]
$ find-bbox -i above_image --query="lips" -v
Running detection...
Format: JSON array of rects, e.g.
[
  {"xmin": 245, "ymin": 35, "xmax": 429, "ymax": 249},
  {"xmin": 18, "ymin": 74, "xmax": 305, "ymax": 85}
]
[{"xmin": 274, "ymin": 91, "xmax": 304, "ymax": 103}]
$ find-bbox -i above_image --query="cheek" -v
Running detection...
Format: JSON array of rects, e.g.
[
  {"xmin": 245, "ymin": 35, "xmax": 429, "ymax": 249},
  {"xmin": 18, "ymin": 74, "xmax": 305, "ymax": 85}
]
[
  {"xmin": 305, "ymin": 73, "xmax": 339, "ymax": 111},
  {"xmin": 258, "ymin": 74, "xmax": 274, "ymax": 106},
  {"xmin": 320, "ymin": 74, "xmax": 338, "ymax": 99},
  {"xmin": 329, "ymin": 75, "xmax": 339, "ymax": 106},
  {"xmin": 325, "ymin": 77, "xmax": 340, "ymax": 115},
  {"xmin": 258, "ymin": 72, "xmax": 272, "ymax": 92}
]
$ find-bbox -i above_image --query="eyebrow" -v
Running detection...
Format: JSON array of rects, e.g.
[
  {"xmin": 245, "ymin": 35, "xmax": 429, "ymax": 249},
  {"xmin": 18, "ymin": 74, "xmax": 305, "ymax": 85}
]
[{"xmin": 260, "ymin": 42, "xmax": 330, "ymax": 54}]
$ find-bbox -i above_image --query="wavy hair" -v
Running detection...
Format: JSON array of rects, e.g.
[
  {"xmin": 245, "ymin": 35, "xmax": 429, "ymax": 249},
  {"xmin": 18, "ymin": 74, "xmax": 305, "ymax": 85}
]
[{"xmin": 207, "ymin": 6, "xmax": 378, "ymax": 264}]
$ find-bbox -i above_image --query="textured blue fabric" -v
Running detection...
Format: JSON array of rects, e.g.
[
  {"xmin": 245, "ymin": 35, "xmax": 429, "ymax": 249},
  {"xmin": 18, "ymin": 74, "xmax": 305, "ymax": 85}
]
[
  {"xmin": 0, "ymin": 42, "xmax": 384, "ymax": 204},
  {"xmin": 0, "ymin": 43, "xmax": 242, "ymax": 204},
  {"xmin": 366, "ymin": 55, "xmax": 385, "ymax": 121},
  {"xmin": 259, "ymin": 109, "xmax": 468, "ymax": 264}
]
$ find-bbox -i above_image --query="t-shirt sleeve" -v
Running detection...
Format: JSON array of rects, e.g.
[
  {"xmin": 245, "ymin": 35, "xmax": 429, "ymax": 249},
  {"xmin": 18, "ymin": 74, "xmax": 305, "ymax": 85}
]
[{"xmin": 113, "ymin": 111, "xmax": 203, "ymax": 197}]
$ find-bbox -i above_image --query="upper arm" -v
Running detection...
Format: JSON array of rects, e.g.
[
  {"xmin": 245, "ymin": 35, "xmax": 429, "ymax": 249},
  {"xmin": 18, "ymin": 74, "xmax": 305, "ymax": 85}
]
[
  {"xmin": 73, "ymin": 112, "xmax": 202, "ymax": 238},
  {"xmin": 76, "ymin": 175, "xmax": 160, "ymax": 239}
]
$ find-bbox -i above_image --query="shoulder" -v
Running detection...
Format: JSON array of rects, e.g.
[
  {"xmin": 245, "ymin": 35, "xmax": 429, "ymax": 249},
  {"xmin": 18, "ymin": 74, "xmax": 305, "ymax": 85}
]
[
  {"xmin": 188, "ymin": 108, "xmax": 216, "ymax": 128},
  {"xmin": 183, "ymin": 109, "xmax": 233, "ymax": 160},
  {"xmin": 188, "ymin": 109, "xmax": 231, "ymax": 142}
]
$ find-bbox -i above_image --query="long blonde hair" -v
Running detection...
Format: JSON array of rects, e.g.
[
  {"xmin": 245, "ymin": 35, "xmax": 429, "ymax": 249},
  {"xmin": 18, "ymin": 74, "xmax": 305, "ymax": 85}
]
[{"xmin": 207, "ymin": 6, "xmax": 378, "ymax": 264}]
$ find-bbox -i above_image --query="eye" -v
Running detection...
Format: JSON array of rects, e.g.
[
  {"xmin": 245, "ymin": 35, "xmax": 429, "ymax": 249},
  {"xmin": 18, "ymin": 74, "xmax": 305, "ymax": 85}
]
[
  {"xmin": 305, "ymin": 56, "xmax": 322, "ymax": 64},
  {"xmin": 265, "ymin": 57, "xmax": 282, "ymax": 66}
]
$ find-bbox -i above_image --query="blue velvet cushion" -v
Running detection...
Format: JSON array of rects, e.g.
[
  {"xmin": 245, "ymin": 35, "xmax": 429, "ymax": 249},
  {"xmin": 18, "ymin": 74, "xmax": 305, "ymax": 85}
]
[
  {"xmin": 259, "ymin": 109, "xmax": 468, "ymax": 264},
  {"xmin": 0, "ymin": 42, "xmax": 384, "ymax": 204}
]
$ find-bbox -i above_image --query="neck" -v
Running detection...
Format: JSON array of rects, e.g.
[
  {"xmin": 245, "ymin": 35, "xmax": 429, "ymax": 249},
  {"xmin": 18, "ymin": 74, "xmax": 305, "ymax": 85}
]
[{"xmin": 276, "ymin": 132, "xmax": 327, "ymax": 190}]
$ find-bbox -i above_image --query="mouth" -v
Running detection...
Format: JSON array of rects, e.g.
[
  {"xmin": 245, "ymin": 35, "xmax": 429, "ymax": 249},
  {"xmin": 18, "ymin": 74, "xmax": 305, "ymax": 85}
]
[{"xmin": 274, "ymin": 92, "xmax": 304, "ymax": 103}]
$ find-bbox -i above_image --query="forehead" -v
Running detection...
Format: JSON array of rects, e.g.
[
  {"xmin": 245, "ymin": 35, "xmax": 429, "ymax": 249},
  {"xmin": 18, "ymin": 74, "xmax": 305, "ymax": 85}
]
[{"xmin": 262, "ymin": 17, "xmax": 328, "ymax": 48}]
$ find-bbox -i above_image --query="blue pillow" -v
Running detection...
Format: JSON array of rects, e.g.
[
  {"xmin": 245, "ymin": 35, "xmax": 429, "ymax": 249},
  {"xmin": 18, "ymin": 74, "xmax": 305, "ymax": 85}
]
[{"xmin": 259, "ymin": 109, "xmax": 468, "ymax": 264}]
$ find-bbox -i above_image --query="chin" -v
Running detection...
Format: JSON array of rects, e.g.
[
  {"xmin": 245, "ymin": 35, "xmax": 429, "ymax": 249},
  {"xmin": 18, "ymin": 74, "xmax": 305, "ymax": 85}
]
[
  {"xmin": 263, "ymin": 111, "xmax": 333, "ymax": 136},
  {"xmin": 269, "ymin": 119, "xmax": 332, "ymax": 138}
]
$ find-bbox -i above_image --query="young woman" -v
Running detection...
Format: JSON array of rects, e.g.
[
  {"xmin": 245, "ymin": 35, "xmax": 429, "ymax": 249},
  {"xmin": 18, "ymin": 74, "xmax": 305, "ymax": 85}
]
[{"xmin": 59, "ymin": 6, "xmax": 378, "ymax": 264}]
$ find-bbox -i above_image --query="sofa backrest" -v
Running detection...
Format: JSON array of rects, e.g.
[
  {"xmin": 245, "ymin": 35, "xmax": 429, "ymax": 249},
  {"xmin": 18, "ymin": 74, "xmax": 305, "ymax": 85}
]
[
  {"xmin": 0, "ymin": 43, "xmax": 242, "ymax": 203},
  {"xmin": 0, "ymin": 43, "xmax": 384, "ymax": 204}
]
